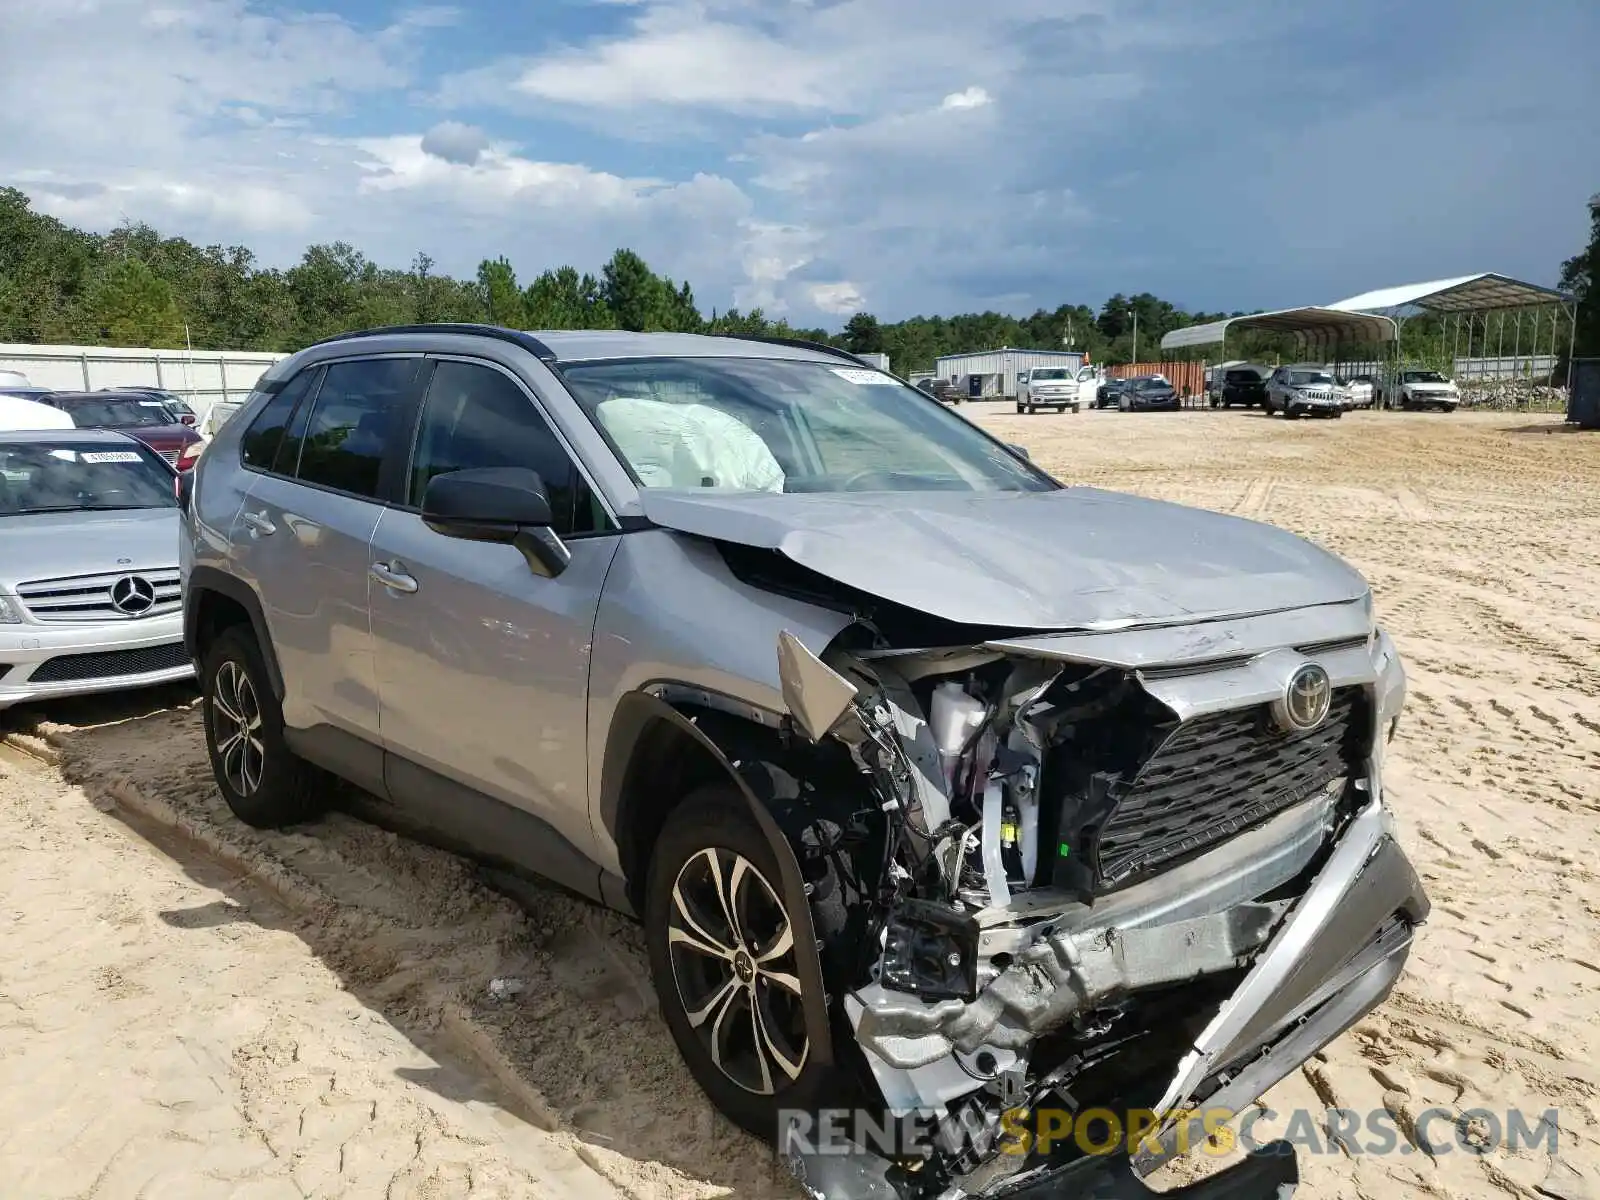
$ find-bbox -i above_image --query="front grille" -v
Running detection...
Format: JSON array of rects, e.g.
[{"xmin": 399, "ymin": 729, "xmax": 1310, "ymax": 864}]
[
  {"xmin": 16, "ymin": 568, "xmax": 181, "ymax": 622},
  {"xmin": 28, "ymin": 641, "xmax": 192, "ymax": 683},
  {"xmin": 1094, "ymin": 687, "xmax": 1366, "ymax": 887}
]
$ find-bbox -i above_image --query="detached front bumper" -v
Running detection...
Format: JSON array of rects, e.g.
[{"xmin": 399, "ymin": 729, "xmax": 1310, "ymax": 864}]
[
  {"xmin": 1132, "ymin": 797, "xmax": 1426, "ymax": 1172},
  {"xmin": 0, "ymin": 611, "xmax": 194, "ymax": 709},
  {"xmin": 801, "ymin": 798, "xmax": 1425, "ymax": 1198}
]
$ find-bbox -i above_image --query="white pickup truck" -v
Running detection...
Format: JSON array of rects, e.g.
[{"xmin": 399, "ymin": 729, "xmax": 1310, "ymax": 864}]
[{"xmin": 1016, "ymin": 364, "xmax": 1098, "ymax": 414}]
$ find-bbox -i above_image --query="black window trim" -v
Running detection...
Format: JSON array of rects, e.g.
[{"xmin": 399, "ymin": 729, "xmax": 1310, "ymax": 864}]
[
  {"xmin": 236, "ymin": 352, "xmax": 427, "ymax": 508},
  {"xmin": 390, "ymin": 352, "xmax": 620, "ymax": 538},
  {"xmin": 237, "ymin": 364, "xmax": 323, "ymax": 476}
]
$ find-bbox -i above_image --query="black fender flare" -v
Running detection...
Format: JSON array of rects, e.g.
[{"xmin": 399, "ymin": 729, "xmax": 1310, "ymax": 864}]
[
  {"xmin": 601, "ymin": 688, "xmax": 836, "ymax": 1067},
  {"xmin": 183, "ymin": 565, "xmax": 285, "ymax": 702}
]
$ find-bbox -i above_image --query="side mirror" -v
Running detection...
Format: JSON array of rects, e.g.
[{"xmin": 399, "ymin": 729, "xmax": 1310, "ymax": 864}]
[
  {"xmin": 421, "ymin": 467, "xmax": 570, "ymax": 577},
  {"xmin": 1006, "ymin": 443, "xmax": 1032, "ymax": 461}
]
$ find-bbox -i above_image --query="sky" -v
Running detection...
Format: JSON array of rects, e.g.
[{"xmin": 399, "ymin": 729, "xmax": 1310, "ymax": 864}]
[{"xmin": 2, "ymin": 0, "xmax": 1596, "ymax": 329}]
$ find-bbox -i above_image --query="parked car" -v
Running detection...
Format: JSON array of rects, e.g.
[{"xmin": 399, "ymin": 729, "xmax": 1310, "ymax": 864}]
[
  {"xmin": 0, "ymin": 395, "xmax": 76, "ymax": 431},
  {"xmin": 916, "ymin": 378, "xmax": 964, "ymax": 405},
  {"xmin": 1214, "ymin": 366, "xmax": 1269, "ymax": 408},
  {"xmin": 1, "ymin": 385, "xmax": 59, "ymax": 405},
  {"xmin": 1116, "ymin": 374, "xmax": 1181, "ymax": 411},
  {"xmin": 1378, "ymin": 370, "xmax": 1460, "ymax": 412},
  {"xmin": 1094, "ymin": 376, "xmax": 1131, "ymax": 408},
  {"xmin": 1265, "ymin": 365, "xmax": 1344, "ymax": 419},
  {"xmin": 182, "ymin": 324, "xmax": 1425, "ymax": 1199},
  {"xmin": 1015, "ymin": 366, "xmax": 1087, "ymax": 414},
  {"xmin": 1341, "ymin": 375, "xmax": 1375, "ymax": 410},
  {"xmin": 46, "ymin": 391, "xmax": 205, "ymax": 470},
  {"xmin": 0, "ymin": 429, "xmax": 191, "ymax": 709},
  {"xmin": 107, "ymin": 386, "xmax": 199, "ymax": 427}
]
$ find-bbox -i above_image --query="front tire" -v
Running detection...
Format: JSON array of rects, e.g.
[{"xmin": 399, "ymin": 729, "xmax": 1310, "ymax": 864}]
[
  {"xmin": 645, "ymin": 785, "xmax": 833, "ymax": 1142},
  {"xmin": 202, "ymin": 626, "xmax": 325, "ymax": 828}
]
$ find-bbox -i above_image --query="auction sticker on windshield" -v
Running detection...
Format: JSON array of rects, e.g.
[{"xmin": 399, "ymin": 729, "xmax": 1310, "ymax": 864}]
[
  {"xmin": 81, "ymin": 451, "xmax": 144, "ymax": 463},
  {"xmin": 832, "ymin": 368, "xmax": 899, "ymax": 385}
]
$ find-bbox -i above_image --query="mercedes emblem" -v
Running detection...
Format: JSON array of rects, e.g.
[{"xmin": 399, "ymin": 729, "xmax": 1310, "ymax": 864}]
[{"xmin": 109, "ymin": 574, "xmax": 157, "ymax": 616}]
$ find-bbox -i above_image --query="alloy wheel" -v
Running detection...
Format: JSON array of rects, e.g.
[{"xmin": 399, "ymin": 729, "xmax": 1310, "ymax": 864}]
[
  {"xmin": 666, "ymin": 847, "xmax": 809, "ymax": 1096},
  {"xmin": 212, "ymin": 660, "xmax": 265, "ymax": 797}
]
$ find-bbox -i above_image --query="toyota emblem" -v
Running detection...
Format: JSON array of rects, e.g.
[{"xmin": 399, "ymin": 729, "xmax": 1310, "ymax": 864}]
[
  {"xmin": 1273, "ymin": 663, "xmax": 1332, "ymax": 733},
  {"xmin": 110, "ymin": 574, "xmax": 157, "ymax": 616}
]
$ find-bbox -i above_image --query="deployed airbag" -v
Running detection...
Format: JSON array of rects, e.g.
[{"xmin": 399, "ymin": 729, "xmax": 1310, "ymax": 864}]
[{"xmin": 596, "ymin": 395, "xmax": 785, "ymax": 492}]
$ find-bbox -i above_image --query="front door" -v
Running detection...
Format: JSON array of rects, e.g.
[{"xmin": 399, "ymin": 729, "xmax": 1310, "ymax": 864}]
[{"xmin": 367, "ymin": 357, "xmax": 620, "ymax": 893}]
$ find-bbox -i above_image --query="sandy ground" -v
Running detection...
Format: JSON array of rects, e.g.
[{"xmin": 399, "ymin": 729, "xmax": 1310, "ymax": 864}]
[{"xmin": 2, "ymin": 408, "xmax": 1597, "ymax": 1200}]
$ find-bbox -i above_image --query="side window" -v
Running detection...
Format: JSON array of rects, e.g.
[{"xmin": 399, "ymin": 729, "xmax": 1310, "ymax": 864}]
[
  {"xmin": 407, "ymin": 360, "xmax": 601, "ymax": 537},
  {"xmin": 240, "ymin": 369, "xmax": 317, "ymax": 471},
  {"xmin": 293, "ymin": 358, "xmax": 419, "ymax": 498}
]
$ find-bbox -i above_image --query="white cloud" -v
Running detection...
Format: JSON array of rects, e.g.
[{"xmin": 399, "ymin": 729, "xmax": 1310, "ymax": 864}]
[
  {"xmin": 512, "ymin": 11, "xmax": 839, "ymax": 112},
  {"xmin": 807, "ymin": 282, "xmax": 867, "ymax": 314},
  {"xmin": 940, "ymin": 86, "xmax": 992, "ymax": 111}
]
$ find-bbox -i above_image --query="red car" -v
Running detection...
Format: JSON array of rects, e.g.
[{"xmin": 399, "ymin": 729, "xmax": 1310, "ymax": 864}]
[{"xmin": 44, "ymin": 391, "xmax": 204, "ymax": 471}]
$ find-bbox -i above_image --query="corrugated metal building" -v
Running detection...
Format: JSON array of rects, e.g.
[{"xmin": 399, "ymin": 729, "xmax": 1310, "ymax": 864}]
[
  {"xmin": 854, "ymin": 351, "xmax": 892, "ymax": 372},
  {"xmin": 934, "ymin": 348, "xmax": 1085, "ymax": 398}
]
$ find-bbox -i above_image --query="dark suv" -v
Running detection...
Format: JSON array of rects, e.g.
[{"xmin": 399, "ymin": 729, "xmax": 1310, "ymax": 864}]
[
  {"xmin": 180, "ymin": 324, "xmax": 1424, "ymax": 1200},
  {"xmin": 1216, "ymin": 367, "xmax": 1268, "ymax": 408}
]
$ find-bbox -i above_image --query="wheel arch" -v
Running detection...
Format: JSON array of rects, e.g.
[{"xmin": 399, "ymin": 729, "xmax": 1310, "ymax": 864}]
[
  {"xmin": 601, "ymin": 686, "xmax": 857, "ymax": 1067},
  {"xmin": 184, "ymin": 567, "xmax": 285, "ymax": 701}
]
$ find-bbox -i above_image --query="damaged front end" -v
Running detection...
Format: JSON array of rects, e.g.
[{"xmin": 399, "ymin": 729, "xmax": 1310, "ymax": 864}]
[{"xmin": 770, "ymin": 599, "xmax": 1427, "ymax": 1200}]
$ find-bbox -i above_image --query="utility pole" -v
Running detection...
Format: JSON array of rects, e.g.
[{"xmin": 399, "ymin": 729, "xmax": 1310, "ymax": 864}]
[{"xmin": 1129, "ymin": 307, "xmax": 1139, "ymax": 365}]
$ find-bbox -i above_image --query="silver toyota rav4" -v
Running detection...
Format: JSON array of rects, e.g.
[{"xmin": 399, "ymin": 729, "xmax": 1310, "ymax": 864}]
[{"xmin": 180, "ymin": 325, "xmax": 1426, "ymax": 1200}]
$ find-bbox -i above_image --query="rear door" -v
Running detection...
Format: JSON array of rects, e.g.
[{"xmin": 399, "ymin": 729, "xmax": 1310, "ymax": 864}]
[
  {"xmin": 366, "ymin": 356, "xmax": 621, "ymax": 893},
  {"xmin": 234, "ymin": 356, "xmax": 422, "ymax": 774}
]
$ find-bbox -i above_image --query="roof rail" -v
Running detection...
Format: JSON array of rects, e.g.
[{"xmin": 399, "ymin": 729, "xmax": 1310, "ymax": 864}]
[
  {"xmin": 308, "ymin": 323, "xmax": 560, "ymax": 363},
  {"xmin": 714, "ymin": 333, "xmax": 871, "ymax": 368}
]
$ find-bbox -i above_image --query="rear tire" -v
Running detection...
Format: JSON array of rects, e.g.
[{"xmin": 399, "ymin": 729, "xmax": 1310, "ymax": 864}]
[
  {"xmin": 645, "ymin": 784, "xmax": 836, "ymax": 1143},
  {"xmin": 201, "ymin": 626, "xmax": 325, "ymax": 828}
]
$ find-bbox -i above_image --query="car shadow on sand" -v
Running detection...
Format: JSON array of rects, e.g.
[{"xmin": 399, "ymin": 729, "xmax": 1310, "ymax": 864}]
[{"xmin": 5, "ymin": 688, "xmax": 796, "ymax": 1200}]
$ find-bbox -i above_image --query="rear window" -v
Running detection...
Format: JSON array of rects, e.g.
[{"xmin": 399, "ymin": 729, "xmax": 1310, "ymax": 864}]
[
  {"xmin": 1225, "ymin": 370, "xmax": 1262, "ymax": 383},
  {"xmin": 59, "ymin": 397, "xmax": 176, "ymax": 427}
]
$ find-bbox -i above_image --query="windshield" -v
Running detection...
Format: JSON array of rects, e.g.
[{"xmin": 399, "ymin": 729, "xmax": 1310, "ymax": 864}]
[
  {"xmin": 1289, "ymin": 371, "xmax": 1335, "ymax": 386},
  {"xmin": 1030, "ymin": 368, "xmax": 1070, "ymax": 381},
  {"xmin": 0, "ymin": 441, "xmax": 176, "ymax": 514},
  {"xmin": 1225, "ymin": 371, "xmax": 1261, "ymax": 383},
  {"xmin": 562, "ymin": 357, "xmax": 1055, "ymax": 494},
  {"xmin": 59, "ymin": 397, "xmax": 176, "ymax": 427},
  {"xmin": 1402, "ymin": 371, "xmax": 1447, "ymax": 383},
  {"xmin": 1137, "ymin": 378, "xmax": 1170, "ymax": 390}
]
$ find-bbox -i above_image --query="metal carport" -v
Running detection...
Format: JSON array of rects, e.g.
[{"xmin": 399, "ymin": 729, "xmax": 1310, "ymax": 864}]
[
  {"xmin": 1161, "ymin": 306, "xmax": 1398, "ymax": 366},
  {"xmin": 1326, "ymin": 273, "xmax": 1577, "ymax": 395}
]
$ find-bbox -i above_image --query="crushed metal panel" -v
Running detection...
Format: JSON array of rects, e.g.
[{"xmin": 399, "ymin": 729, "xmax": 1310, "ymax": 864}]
[{"xmin": 639, "ymin": 487, "xmax": 1369, "ymax": 631}]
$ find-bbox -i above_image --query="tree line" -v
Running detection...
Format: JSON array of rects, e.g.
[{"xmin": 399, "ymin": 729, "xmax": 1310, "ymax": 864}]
[{"xmin": 2, "ymin": 185, "xmax": 1593, "ymax": 374}]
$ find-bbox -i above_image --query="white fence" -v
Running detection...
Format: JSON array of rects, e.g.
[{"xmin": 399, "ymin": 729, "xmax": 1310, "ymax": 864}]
[{"xmin": 0, "ymin": 341, "xmax": 286, "ymax": 429}]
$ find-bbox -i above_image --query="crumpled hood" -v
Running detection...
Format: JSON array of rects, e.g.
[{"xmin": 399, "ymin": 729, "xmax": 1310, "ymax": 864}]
[
  {"xmin": 0, "ymin": 508, "xmax": 180, "ymax": 587},
  {"xmin": 641, "ymin": 487, "xmax": 1369, "ymax": 631}
]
